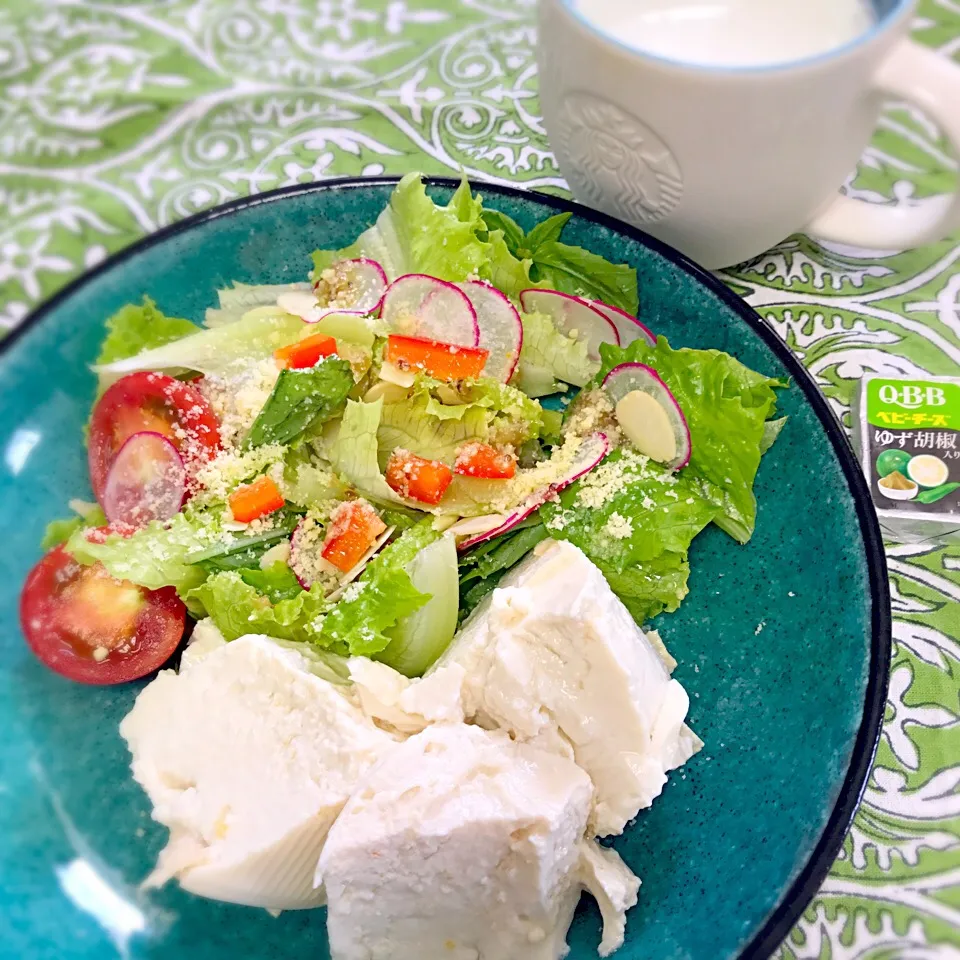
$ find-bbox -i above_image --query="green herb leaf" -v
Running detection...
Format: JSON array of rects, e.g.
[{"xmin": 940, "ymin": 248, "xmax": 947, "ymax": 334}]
[
  {"xmin": 531, "ymin": 241, "xmax": 639, "ymax": 315},
  {"xmin": 457, "ymin": 523, "xmax": 549, "ymax": 623},
  {"xmin": 522, "ymin": 213, "xmax": 572, "ymax": 256},
  {"xmin": 459, "ymin": 524, "xmax": 548, "ymax": 586},
  {"xmin": 246, "ymin": 357, "xmax": 353, "ymax": 448},
  {"xmin": 480, "ymin": 209, "xmax": 525, "ymax": 253},
  {"xmin": 188, "ymin": 524, "xmax": 297, "ymax": 571}
]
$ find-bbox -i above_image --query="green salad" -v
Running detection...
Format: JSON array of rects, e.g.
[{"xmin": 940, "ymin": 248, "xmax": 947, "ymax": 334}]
[{"xmin": 21, "ymin": 174, "xmax": 785, "ymax": 686}]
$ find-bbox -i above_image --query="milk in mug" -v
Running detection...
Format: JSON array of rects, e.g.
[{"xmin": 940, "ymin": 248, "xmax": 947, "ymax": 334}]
[{"xmin": 573, "ymin": 0, "xmax": 877, "ymax": 68}]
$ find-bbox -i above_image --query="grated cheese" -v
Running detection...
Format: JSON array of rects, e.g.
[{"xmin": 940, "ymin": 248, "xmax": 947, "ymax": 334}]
[
  {"xmin": 289, "ymin": 513, "xmax": 339, "ymax": 593},
  {"xmin": 564, "ymin": 388, "xmax": 620, "ymax": 443},
  {"xmin": 193, "ymin": 444, "xmax": 286, "ymax": 506},
  {"xmin": 199, "ymin": 359, "xmax": 280, "ymax": 451},
  {"xmin": 603, "ymin": 512, "xmax": 633, "ymax": 540}
]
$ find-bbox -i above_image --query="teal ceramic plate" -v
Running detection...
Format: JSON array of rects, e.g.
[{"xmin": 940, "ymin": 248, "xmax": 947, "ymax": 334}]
[{"xmin": 0, "ymin": 179, "xmax": 890, "ymax": 960}]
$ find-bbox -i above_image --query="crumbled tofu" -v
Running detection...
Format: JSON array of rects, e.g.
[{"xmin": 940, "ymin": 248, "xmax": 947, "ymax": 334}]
[
  {"xmin": 347, "ymin": 658, "xmax": 465, "ymax": 734},
  {"xmin": 119, "ymin": 635, "xmax": 398, "ymax": 910},
  {"xmin": 316, "ymin": 724, "xmax": 594, "ymax": 960},
  {"xmin": 431, "ymin": 540, "xmax": 701, "ymax": 836}
]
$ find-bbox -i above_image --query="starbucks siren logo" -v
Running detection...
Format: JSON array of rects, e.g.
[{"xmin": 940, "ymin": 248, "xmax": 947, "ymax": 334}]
[{"xmin": 557, "ymin": 92, "xmax": 683, "ymax": 224}]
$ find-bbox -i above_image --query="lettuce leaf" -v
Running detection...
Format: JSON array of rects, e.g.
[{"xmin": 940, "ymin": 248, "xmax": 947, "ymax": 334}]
[
  {"xmin": 376, "ymin": 377, "xmax": 544, "ymax": 464},
  {"xmin": 311, "ymin": 173, "xmax": 491, "ymax": 283},
  {"xmin": 93, "ymin": 307, "xmax": 305, "ymax": 378},
  {"xmin": 41, "ymin": 504, "xmax": 108, "ymax": 550},
  {"xmin": 96, "ymin": 297, "xmax": 199, "ymax": 367},
  {"xmin": 329, "ymin": 398, "xmax": 407, "ymax": 505},
  {"xmin": 480, "ymin": 228, "xmax": 532, "ymax": 300},
  {"xmin": 599, "ymin": 550, "xmax": 692, "ymax": 622},
  {"xmin": 66, "ymin": 512, "xmax": 216, "ymax": 596},
  {"xmin": 379, "ymin": 396, "xmax": 490, "ymax": 465},
  {"xmin": 187, "ymin": 571, "xmax": 327, "ymax": 643},
  {"xmin": 188, "ymin": 522, "xmax": 436, "ymax": 655},
  {"xmin": 597, "ymin": 337, "xmax": 785, "ymax": 543},
  {"xmin": 540, "ymin": 450, "xmax": 719, "ymax": 621},
  {"xmin": 246, "ymin": 357, "xmax": 353, "ymax": 448},
  {"xmin": 205, "ymin": 282, "xmax": 311, "ymax": 328},
  {"xmin": 513, "ymin": 310, "xmax": 595, "ymax": 395},
  {"xmin": 760, "ymin": 416, "xmax": 787, "ymax": 455},
  {"xmin": 318, "ymin": 521, "xmax": 437, "ymax": 655},
  {"xmin": 283, "ymin": 450, "xmax": 348, "ymax": 509}
]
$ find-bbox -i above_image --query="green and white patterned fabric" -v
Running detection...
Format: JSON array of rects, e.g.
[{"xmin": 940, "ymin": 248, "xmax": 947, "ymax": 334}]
[{"xmin": 1, "ymin": 1, "xmax": 957, "ymax": 955}]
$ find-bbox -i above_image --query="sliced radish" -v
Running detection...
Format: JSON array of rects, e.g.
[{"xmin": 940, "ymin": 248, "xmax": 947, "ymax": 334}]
[
  {"xmin": 603, "ymin": 363, "xmax": 691, "ymax": 469},
  {"xmin": 314, "ymin": 258, "xmax": 386, "ymax": 315},
  {"xmin": 519, "ymin": 289, "xmax": 619, "ymax": 361},
  {"xmin": 279, "ymin": 258, "xmax": 386, "ymax": 323},
  {"xmin": 588, "ymin": 300, "xmax": 656, "ymax": 349},
  {"xmin": 381, "ymin": 275, "xmax": 479, "ymax": 347},
  {"xmin": 456, "ymin": 281, "xmax": 523, "ymax": 382},
  {"xmin": 102, "ymin": 432, "xmax": 187, "ymax": 529},
  {"xmin": 458, "ymin": 432, "xmax": 610, "ymax": 551}
]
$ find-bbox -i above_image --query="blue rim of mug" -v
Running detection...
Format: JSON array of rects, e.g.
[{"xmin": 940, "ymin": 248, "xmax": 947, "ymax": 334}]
[{"xmin": 557, "ymin": 0, "xmax": 912, "ymax": 74}]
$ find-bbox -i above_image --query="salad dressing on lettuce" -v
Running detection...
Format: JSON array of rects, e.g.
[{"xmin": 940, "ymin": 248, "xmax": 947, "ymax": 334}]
[{"xmin": 26, "ymin": 171, "xmax": 786, "ymax": 681}]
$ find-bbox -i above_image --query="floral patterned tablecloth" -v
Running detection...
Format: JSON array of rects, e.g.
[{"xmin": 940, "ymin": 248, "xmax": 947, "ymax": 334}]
[{"xmin": 1, "ymin": 1, "xmax": 958, "ymax": 955}]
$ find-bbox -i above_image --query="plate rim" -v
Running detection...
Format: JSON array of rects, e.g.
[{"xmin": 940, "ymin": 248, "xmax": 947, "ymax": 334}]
[{"xmin": 2, "ymin": 175, "xmax": 892, "ymax": 960}]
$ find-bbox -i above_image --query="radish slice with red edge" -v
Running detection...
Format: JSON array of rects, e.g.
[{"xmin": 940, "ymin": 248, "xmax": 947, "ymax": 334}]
[
  {"xmin": 457, "ymin": 432, "xmax": 610, "ymax": 551},
  {"xmin": 279, "ymin": 258, "xmax": 387, "ymax": 323},
  {"xmin": 456, "ymin": 281, "xmax": 523, "ymax": 382},
  {"xmin": 588, "ymin": 300, "xmax": 656, "ymax": 348},
  {"xmin": 102, "ymin": 432, "xmax": 187, "ymax": 528},
  {"xmin": 315, "ymin": 257, "xmax": 387, "ymax": 316},
  {"xmin": 519, "ymin": 289, "xmax": 619, "ymax": 361},
  {"xmin": 381, "ymin": 275, "xmax": 479, "ymax": 347},
  {"xmin": 602, "ymin": 362, "xmax": 691, "ymax": 469}
]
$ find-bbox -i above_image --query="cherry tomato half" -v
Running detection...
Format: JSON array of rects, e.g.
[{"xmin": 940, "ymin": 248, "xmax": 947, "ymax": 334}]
[
  {"xmin": 89, "ymin": 372, "xmax": 221, "ymax": 504},
  {"xmin": 20, "ymin": 544, "xmax": 186, "ymax": 685}
]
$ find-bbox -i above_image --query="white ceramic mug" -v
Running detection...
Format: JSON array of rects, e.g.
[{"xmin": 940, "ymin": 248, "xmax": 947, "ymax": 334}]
[{"xmin": 536, "ymin": 0, "xmax": 960, "ymax": 268}]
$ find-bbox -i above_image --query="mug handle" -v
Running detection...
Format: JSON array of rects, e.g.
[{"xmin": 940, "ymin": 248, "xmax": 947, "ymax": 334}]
[{"xmin": 805, "ymin": 40, "xmax": 960, "ymax": 249}]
